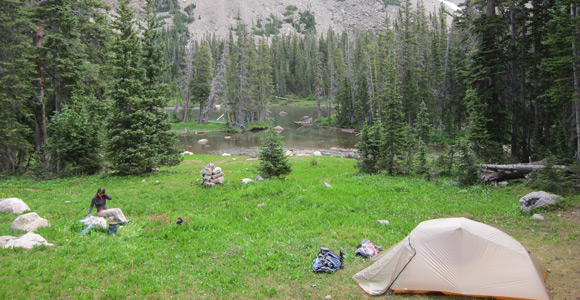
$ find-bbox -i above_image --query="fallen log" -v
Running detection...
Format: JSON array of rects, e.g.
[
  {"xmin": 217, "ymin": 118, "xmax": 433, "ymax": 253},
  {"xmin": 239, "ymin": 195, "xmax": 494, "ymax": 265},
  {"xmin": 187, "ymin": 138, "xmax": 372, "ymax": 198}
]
[{"xmin": 477, "ymin": 163, "xmax": 571, "ymax": 184}]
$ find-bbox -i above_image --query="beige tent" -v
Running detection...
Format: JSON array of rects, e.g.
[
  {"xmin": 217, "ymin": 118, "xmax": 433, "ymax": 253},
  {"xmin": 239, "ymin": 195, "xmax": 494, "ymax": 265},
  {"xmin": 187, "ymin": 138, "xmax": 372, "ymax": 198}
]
[{"xmin": 353, "ymin": 218, "xmax": 549, "ymax": 300}]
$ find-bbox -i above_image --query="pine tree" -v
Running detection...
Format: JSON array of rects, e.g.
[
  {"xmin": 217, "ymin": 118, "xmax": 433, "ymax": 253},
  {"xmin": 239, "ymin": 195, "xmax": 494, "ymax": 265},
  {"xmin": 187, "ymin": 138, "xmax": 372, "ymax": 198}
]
[
  {"xmin": 0, "ymin": 0, "xmax": 36, "ymax": 173},
  {"xmin": 465, "ymin": 88, "xmax": 493, "ymax": 161},
  {"xmin": 382, "ymin": 52, "xmax": 408, "ymax": 175},
  {"xmin": 191, "ymin": 43, "xmax": 213, "ymax": 123},
  {"xmin": 106, "ymin": 0, "xmax": 181, "ymax": 175},
  {"xmin": 356, "ymin": 118, "xmax": 385, "ymax": 174},
  {"xmin": 257, "ymin": 127, "xmax": 292, "ymax": 178}
]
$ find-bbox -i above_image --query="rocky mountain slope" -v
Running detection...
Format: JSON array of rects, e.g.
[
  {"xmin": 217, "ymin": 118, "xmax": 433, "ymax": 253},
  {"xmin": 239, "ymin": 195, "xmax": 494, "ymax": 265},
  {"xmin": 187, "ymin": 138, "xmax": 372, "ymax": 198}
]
[{"xmin": 111, "ymin": 0, "xmax": 462, "ymax": 39}]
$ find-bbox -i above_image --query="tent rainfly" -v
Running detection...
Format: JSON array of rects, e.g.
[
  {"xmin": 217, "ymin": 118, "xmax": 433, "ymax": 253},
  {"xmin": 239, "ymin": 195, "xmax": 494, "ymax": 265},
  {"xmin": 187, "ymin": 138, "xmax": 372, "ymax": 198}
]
[{"xmin": 352, "ymin": 218, "xmax": 550, "ymax": 300}]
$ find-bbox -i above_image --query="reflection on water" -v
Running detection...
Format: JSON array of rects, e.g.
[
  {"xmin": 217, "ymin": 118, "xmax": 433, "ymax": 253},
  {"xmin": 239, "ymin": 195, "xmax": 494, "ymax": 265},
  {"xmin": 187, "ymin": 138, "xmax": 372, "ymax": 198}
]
[{"xmin": 175, "ymin": 106, "xmax": 359, "ymax": 155}]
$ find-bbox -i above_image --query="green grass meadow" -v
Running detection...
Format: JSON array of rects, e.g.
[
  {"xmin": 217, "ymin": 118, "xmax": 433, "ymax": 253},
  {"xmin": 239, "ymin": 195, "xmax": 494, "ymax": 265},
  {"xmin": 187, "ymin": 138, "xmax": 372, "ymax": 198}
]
[{"xmin": 1, "ymin": 156, "xmax": 578, "ymax": 299}]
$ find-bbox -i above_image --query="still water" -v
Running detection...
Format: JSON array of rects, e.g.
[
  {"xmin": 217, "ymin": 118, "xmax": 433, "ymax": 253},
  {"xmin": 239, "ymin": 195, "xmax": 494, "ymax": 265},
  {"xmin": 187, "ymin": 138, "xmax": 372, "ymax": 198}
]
[{"xmin": 175, "ymin": 106, "xmax": 359, "ymax": 155}]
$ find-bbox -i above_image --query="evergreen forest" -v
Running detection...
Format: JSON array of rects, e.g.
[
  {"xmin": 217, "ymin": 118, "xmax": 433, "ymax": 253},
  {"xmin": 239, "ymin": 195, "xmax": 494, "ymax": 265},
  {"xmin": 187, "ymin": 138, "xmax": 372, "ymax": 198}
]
[{"xmin": 2, "ymin": 0, "xmax": 580, "ymax": 178}]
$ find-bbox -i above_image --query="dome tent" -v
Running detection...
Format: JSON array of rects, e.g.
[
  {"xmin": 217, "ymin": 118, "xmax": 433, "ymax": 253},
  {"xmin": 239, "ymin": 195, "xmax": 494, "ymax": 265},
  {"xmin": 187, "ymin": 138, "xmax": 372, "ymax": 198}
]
[{"xmin": 352, "ymin": 218, "xmax": 549, "ymax": 300}]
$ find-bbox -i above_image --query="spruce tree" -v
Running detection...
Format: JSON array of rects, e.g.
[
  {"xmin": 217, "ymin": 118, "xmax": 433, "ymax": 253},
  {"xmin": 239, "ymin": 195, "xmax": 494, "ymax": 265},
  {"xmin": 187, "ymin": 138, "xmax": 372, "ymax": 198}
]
[
  {"xmin": 0, "ymin": 0, "xmax": 35, "ymax": 172},
  {"xmin": 106, "ymin": 0, "xmax": 181, "ymax": 175},
  {"xmin": 381, "ymin": 52, "xmax": 407, "ymax": 175},
  {"xmin": 191, "ymin": 43, "xmax": 213, "ymax": 123},
  {"xmin": 356, "ymin": 118, "xmax": 385, "ymax": 174},
  {"xmin": 465, "ymin": 88, "xmax": 493, "ymax": 162},
  {"xmin": 257, "ymin": 127, "xmax": 292, "ymax": 178}
]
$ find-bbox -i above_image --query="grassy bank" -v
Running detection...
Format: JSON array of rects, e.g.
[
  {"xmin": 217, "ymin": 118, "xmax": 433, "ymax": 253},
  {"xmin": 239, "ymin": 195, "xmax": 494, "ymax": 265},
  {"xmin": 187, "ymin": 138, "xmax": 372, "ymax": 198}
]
[{"xmin": 0, "ymin": 156, "xmax": 579, "ymax": 299}]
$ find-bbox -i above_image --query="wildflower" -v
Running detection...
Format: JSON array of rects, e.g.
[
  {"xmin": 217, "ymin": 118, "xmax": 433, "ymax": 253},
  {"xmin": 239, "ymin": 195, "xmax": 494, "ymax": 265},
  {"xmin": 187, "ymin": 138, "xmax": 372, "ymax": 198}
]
[{"xmin": 23, "ymin": 223, "xmax": 27, "ymax": 225}]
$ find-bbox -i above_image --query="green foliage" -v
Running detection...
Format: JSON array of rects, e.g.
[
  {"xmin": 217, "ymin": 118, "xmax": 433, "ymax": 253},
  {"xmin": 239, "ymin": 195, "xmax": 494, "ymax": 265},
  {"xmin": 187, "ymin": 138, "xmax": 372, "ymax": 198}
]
[
  {"xmin": 299, "ymin": 10, "xmax": 316, "ymax": 34},
  {"xmin": 0, "ymin": 0, "xmax": 35, "ymax": 173},
  {"xmin": 257, "ymin": 128, "xmax": 292, "ymax": 178},
  {"xmin": 526, "ymin": 157, "xmax": 575, "ymax": 195},
  {"xmin": 456, "ymin": 138, "xmax": 480, "ymax": 186},
  {"xmin": 106, "ymin": 0, "xmax": 182, "ymax": 175},
  {"xmin": 47, "ymin": 100, "xmax": 106, "ymax": 175},
  {"xmin": 415, "ymin": 100, "xmax": 431, "ymax": 143},
  {"xmin": 356, "ymin": 119, "xmax": 385, "ymax": 174},
  {"xmin": 383, "ymin": 0, "xmax": 401, "ymax": 6}
]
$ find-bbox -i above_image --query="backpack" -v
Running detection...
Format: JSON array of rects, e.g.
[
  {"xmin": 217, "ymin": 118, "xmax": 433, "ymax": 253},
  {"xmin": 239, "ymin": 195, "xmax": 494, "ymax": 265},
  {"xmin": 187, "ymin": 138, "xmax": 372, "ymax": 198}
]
[{"xmin": 312, "ymin": 247, "xmax": 344, "ymax": 273}]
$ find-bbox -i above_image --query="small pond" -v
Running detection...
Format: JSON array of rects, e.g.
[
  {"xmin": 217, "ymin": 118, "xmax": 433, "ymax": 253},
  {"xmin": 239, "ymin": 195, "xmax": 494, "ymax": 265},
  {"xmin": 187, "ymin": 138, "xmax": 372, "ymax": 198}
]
[{"xmin": 173, "ymin": 106, "xmax": 359, "ymax": 156}]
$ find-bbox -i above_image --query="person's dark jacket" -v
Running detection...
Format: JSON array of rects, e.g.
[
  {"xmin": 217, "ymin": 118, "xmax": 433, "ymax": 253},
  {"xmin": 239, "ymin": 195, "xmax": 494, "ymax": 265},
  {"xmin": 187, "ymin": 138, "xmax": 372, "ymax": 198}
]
[{"xmin": 88, "ymin": 193, "xmax": 112, "ymax": 215}]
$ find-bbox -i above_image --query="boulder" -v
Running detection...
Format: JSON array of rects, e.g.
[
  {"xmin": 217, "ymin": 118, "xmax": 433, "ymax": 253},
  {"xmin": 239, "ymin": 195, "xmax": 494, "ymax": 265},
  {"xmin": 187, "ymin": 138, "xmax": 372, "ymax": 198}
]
[
  {"xmin": 198, "ymin": 139, "xmax": 209, "ymax": 145},
  {"xmin": 255, "ymin": 175, "xmax": 264, "ymax": 181},
  {"xmin": 274, "ymin": 126, "xmax": 284, "ymax": 132},
  {"xmin": 313, "ymin": 151, "xmax": 323, "ymax": 157},
  {"xmin": 11, "ymin": 212, "xmax": 50, "ymax": 232},
  {"xmin": 0, "ymin": 198, "xmax": 31, "ymax": 214},
  {"xmin": 0, "ymin": 232, "xmax": 54, "ymax": 250},
  {"xmin": 242, "ymin": 178, "xmax": 254, "ymax": 184},
  {"xmin": 285, "ymin": 150, "xmax": 294, "ymax": 156},
  {"xmin": 519, "ymin": 191, "xmax": 561, "ymax": 213},
  {"xmin": 79, "ymin": 216, "xmax": 108, "ymax": 229},
  {"xmin": 181, "ymin": 151, "xmax": 194, "ymax": 155}
]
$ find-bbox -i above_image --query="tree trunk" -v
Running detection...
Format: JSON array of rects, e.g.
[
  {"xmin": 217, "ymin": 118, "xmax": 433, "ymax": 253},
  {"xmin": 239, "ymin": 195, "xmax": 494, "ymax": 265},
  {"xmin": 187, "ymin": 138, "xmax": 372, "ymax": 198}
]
[
  {"xmin": 477, "ymin": 163, "xmax": 571, "ymax": 183},
  {"xmin": 440, "ymin": 30, "xmax": 451, "ymax": 134},
  {"xmin": 571, "ymin": 3, "xmax": 580, "ymax": 161},
  {"xmin": 33, "ymin": 23, "xmax": 48, "ymax": 150}
]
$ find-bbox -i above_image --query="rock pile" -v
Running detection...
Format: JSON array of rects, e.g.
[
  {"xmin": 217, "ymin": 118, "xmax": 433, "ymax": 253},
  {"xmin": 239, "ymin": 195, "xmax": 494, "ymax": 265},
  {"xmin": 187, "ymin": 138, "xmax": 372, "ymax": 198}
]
[{"xmin": 201, "ymin": 163, "xmax": 225, "ymax": 187}]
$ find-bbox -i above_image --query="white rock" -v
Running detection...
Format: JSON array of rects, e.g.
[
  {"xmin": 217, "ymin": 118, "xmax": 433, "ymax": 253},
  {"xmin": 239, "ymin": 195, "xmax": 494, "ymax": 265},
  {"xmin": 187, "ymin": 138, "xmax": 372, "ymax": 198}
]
[
  {"xmin": 242, "ymin": 178, "xmax": 254, "ymax": 184},
  {"xmin": 64, "ymin": 201, "xmax": 71, "ymax": 204},
  {"xmin": 285, "ymin": 150, "xmax": 294, "ymax": 156},
  {"xmin": 155, "ymin": 180, "xmax": 160, "ymax": 184},
  {"xmin": 222, "ymin": 153, "xmax": 232, "ymax": 157},
  {"xmin": 79, "ymin": 216, "xmax": 108, "ymax": 229},
  {"xmin": 313, "ymin": 151, "xmax": 323, "ymax": 156},
  {"xmin": 257, "ymin": 203, "xmax": 266, "ymax": 207},
  {"xmin": 377, "ymin": 220, "xmax": 390, "ymax": 225},
  {"xmin": 198, "ymin": 139, "xmax": 209, "ymax": 145},
  {"xmin": 255, "ymin": 175, "xmax": 264, "ymax": 181},
  {"xmin": 246, "ymin": 158, "xmax": 257, "ymax": 161},
  {"xmin": 325, "ymin": 295, "xmax": 332, "ymax": 300},
  {"xmin": 142, "ymin": 179, "xmax": 147, "ymax": 183},
  {"xmin": 532, "ymin": 214, "xmax": 545, "ymax": 220},
  {"xmin": 0, "ymin": 232, "xmax": 54, "ymax": 250},
  {"xmin": 181, "ymin": 151, "xmax": 194, "ymax": 155},
  {"xmin": 224, "ymin": 136, "xmax": 231, "ymax": 139},
  {"xmin": 324, "ymin": 182, "xmax": 332, "ymax": 188},
  {"xmin": 11, "ymin": 212, "xmax": 50, "ymax": 232},
  {"xmin": 0, "ymin": 198, "xmax": 31, "ymax": 214},
  {"xmin": 274, "ymin": 126, "xmax": 284, "ymax": 132}
]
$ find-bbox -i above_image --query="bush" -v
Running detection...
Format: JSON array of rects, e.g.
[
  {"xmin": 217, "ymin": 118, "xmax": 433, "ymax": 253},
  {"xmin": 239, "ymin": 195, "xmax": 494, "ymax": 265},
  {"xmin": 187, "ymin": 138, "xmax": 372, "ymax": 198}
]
[{"xmin": 526, "ymin": 156, "xmax": 575, "ymax": 195}]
